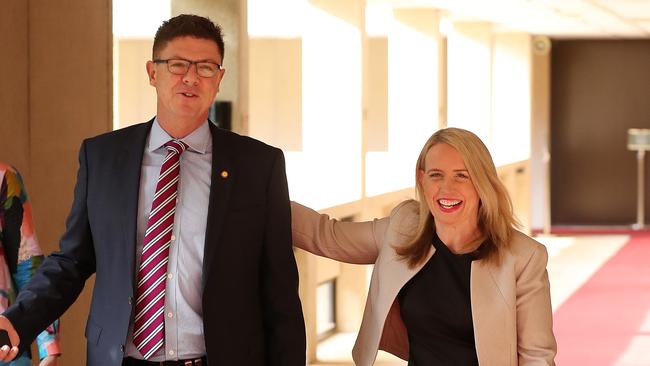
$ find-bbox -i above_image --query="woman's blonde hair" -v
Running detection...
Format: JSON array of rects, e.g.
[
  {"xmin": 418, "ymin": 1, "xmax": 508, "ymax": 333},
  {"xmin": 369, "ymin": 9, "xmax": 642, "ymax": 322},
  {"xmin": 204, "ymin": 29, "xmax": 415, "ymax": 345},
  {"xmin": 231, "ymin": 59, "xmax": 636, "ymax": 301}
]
[{"xmin": 396, "ymin": 127, "xmax": 519, "ymax": 267}]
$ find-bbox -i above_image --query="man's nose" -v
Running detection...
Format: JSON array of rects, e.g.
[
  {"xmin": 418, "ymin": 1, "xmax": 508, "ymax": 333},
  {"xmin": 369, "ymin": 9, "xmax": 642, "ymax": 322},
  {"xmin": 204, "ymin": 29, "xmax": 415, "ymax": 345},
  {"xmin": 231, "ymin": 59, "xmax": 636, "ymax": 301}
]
[{"xmin": 182, "ymin": 63, "xmax": 200, "ymax": 85}]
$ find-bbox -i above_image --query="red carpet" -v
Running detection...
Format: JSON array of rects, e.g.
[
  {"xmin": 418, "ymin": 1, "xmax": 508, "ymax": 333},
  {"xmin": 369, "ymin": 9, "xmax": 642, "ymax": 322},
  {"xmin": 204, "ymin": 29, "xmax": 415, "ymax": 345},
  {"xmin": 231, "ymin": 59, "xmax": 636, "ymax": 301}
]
[{"xmin": 553, "ymin": 232, "xmax": 650, "ymax": 365}]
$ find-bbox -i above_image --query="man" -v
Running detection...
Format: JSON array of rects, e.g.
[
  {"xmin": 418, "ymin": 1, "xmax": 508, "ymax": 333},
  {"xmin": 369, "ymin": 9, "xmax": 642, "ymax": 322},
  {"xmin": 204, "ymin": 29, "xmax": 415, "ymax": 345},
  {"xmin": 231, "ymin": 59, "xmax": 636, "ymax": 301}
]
[
  {"xmin": 0, "ymin": 163, "xmax": 61, "ymax": 366},
  {"xmin": 0, "ymin": 14, "xmax": 305, "ymax": 366}
]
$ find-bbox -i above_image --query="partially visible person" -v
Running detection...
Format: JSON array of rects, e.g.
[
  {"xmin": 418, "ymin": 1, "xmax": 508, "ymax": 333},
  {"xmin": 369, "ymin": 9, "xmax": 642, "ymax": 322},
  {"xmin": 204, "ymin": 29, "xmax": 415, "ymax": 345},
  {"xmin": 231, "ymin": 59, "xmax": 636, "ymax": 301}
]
[
  {"xmin": 0, "ymin": 163, "xmax": 60, "ymax": 366},
  {"xmin": 292, "ymin": 127, "xmax": 556, "ymax": 365}
]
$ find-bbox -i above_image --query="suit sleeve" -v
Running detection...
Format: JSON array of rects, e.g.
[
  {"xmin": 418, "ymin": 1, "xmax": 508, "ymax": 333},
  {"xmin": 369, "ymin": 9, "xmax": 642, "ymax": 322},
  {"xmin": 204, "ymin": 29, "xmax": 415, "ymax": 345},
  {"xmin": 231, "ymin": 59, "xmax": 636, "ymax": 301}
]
[
  {"xmin": 291, "ymin": 201, "xmax": 388, "ymax": 264},
  {"xmin": 516, "ymin": 244, "xmax": 557, "ymax": 365},
  {"xmin": 261, "ymin": 150, "xmax": 306, "ymax": 366},
  {"xmin": 3, "ymin": 141, "xmax": 96, "ymax": 356}
]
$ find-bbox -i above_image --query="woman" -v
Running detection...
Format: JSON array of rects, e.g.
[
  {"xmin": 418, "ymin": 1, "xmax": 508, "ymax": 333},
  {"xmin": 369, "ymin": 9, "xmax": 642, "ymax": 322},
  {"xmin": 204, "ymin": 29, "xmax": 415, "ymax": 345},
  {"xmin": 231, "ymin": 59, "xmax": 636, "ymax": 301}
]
[
  {"xmin": 292, "ymin": 128, "xmax": 556, "ymax": 365},
  {"xmin": 0, "ymin": 163, "xmax": 60, "ymax": 366}
]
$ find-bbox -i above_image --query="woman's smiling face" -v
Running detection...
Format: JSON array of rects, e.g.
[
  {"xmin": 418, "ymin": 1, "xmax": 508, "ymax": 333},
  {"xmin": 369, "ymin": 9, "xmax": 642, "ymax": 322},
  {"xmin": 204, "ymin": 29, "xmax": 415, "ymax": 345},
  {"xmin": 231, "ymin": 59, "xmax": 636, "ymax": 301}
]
[{"xmin": 418, "ymin": 142, "xmax": 480, "ymax": 229}]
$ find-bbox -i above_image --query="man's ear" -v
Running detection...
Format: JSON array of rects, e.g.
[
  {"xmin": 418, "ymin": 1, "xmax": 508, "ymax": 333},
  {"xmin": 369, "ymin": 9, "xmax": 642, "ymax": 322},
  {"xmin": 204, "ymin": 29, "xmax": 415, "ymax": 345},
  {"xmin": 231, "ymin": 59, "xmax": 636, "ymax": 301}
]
[
  {"xmin": 146, "ymin": 60, "xmax": 157, "ymax": 86},
  {"xmin": 214, "ymin": 68, "xmax": 226, "ymax": 93}
]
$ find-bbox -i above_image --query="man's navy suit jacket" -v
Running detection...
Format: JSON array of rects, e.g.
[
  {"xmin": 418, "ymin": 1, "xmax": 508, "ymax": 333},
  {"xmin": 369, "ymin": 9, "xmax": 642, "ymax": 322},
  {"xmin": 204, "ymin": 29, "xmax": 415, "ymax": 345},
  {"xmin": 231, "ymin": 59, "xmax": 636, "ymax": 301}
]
[{"xmin": 4, "ymin": 120, "xmax": 306, "ymax": 366}]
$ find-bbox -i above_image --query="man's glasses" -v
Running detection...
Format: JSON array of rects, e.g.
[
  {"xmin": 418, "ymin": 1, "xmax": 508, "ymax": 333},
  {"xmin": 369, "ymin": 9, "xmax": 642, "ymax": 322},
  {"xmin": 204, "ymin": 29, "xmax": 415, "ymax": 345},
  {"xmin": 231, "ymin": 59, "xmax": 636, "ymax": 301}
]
[{"xmin": 153, "ymin": 58, "xmax": 222, "ymax": 78}]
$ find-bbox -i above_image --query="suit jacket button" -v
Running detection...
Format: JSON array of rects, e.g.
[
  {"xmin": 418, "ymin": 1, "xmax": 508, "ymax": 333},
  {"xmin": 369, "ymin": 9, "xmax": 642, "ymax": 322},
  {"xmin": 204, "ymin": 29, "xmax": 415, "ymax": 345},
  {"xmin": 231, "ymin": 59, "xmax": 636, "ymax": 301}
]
[
  {"xmin": 120, "ymin": 345, "xmax": 125, "ymax": 353},
  {"xmin": 128, "ymin": 296, "xmax": 133, "ymax": 305}
]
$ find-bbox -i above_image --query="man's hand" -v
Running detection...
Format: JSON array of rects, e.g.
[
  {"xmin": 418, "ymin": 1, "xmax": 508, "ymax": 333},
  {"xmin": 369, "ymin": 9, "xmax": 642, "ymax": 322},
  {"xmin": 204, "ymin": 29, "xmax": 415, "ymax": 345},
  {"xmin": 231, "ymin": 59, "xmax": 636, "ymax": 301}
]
[
  {"xmin": 39, "ymin": 355, "xmax": 59, "ymax": 366},
  {"xmin": 0, "ymin": 315, "xmax": 20, "ymax": 362}
]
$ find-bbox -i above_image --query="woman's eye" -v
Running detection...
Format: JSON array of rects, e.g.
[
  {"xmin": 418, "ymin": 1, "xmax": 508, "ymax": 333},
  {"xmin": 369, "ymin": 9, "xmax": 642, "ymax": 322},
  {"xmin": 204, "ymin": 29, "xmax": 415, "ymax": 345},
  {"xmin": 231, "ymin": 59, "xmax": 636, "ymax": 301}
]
[
  {"xmin": 456, "ymin": 173, "xmax": 469, "ymax": 180},
  {"xmin": 429, "ymin": 172, "xmax": 443, "ymax": 178}
]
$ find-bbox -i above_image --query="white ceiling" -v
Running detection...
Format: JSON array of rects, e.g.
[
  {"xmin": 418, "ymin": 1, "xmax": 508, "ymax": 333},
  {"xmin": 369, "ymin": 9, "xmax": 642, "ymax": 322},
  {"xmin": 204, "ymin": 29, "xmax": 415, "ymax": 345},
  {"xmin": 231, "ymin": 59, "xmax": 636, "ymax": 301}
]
[{"xmin": 369, "ymin": 0, "xmax": 650, "ymax": 38}]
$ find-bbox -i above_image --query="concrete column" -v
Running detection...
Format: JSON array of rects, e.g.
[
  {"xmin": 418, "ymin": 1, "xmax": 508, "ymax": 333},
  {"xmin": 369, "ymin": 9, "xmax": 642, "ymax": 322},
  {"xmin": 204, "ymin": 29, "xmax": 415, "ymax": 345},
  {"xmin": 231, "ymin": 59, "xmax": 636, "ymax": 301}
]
[
  {"xmin": 280, "ymin": 0, "xmax": 365, "ymax": 210},
  {"xmin": 446, "ymin": 22, "xmax": 492, "ymax": 143},
  {"xmin": 530, "ymin": 36, "xmax": 552, "ymax": 233},
  {"xmin": 491, "ymin": 33, "xmax": 532, "ymax": 231},
  {"xmin": 491, "ymin": 33, "xmax": 532, "ymax": 163},
  {"xmin": 248, "ymin": 38, "xmax": 302, "ymax": 150},
  {"xmin": 115, "ymin": 39, "xmax": 157, "ymax": 128},
  {"xmin": 366, "ymin": 8, "xmax": 441, "ymax": 196},
  {"xmin": 1, "ymin": 1, "xmax": 112, "ymax": 364},
  {"xmin": 0, "ymin": 0, "xmax": 30, "ymax": 175},
  {"xmin": 30, "ymin": 1, "xmax": 111, "ymax": 364},
  {"xmin": 365, "ymin": 37, "xmax": 388, "ymax": 153}
]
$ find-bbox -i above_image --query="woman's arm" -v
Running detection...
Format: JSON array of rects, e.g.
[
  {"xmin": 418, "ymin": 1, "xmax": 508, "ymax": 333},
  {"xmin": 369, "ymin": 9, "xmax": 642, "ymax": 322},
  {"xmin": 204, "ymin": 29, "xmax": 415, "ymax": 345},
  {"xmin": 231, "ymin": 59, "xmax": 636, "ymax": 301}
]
[
  {"xmin": 515, "ymin": 242, "xmax": 557, "ymax": 365},
  {"xmin": 291, "ymin": 201, "xmax": 389, "ymax": 264}
]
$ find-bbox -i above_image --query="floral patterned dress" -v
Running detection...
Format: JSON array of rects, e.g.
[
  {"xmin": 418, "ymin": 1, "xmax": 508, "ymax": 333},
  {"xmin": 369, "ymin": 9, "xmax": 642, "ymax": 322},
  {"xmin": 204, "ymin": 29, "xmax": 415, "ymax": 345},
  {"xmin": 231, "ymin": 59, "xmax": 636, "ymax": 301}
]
[{"xmin": 0, "ymin": 163, "xmax": 60, "ymax": 365}]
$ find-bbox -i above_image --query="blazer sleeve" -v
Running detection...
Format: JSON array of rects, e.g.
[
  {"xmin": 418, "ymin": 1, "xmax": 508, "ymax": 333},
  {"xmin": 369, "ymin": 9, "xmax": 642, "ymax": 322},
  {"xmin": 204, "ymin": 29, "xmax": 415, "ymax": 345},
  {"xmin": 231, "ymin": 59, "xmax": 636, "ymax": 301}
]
[
  {"xmin": 291, "ymin": 201, "xmax": 389, "ymax": 264},
  {"xmin": 516, "ymin": 243, "xmax": 557, "ymax": 365},
  {"xmin": 7, "ymin": 168, "xmax": 61, "ymax": 359},
  {"xmin": 261, "ymin": 150, "xmax": 306, "ymax": 366},
  {"xmin": 3, "ymin": 141, "xmax": 96, "ymax": 356}
]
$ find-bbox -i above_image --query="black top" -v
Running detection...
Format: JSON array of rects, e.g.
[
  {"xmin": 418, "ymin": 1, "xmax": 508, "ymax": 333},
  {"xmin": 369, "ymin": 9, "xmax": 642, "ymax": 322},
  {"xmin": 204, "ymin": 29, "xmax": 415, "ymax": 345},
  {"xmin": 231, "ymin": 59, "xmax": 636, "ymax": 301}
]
[{"xmin": 398, "ymin": 233, "xmax": 480, "ymax": 366}]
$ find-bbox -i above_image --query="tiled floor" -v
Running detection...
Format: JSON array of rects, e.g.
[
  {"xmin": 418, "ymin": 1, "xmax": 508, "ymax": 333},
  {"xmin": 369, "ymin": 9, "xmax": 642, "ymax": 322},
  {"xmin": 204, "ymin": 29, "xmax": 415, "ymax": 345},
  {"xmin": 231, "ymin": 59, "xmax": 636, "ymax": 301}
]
[
  {"xmin": 309, "ymin": 233, "xmax": 631, "ymax": 366},
  {"xmin": 551, "ymin": 231, "xmax": 650, "ymax": 366},
  {"xmin": 312, "ymin": 332, "xmax": 406, "ymax": 366},
  {"xmin": 538, "ymin": 234, "xmax": 628, "ymax": 311},
  {"xmin": 613, "ymin": 309, "xmax": 650, "ymax": 366}
]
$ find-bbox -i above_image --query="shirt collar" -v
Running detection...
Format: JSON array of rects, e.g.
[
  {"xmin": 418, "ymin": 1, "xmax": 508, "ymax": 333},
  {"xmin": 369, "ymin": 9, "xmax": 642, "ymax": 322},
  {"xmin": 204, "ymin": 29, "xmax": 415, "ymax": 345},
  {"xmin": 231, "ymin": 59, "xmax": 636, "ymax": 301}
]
[{"xmin": 148, "ymin": 118, "xmax": 211, "ymax": 154}]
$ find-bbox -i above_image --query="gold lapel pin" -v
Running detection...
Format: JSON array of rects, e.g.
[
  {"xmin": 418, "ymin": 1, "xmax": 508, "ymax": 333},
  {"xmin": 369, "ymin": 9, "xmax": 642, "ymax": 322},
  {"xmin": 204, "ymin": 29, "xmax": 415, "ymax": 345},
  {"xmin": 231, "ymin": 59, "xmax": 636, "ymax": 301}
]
[{"xmin": 220, "ymin": 170, "xmax": 229, "ymax": 179}]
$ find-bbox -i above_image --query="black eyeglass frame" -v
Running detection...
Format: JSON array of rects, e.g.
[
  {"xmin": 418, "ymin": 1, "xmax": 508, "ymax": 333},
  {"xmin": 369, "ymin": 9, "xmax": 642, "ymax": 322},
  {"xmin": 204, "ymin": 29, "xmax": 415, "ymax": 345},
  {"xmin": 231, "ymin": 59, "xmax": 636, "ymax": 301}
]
[{"xmin": 153, "ymin": 58, "xmax": 222, "ymax": 78}]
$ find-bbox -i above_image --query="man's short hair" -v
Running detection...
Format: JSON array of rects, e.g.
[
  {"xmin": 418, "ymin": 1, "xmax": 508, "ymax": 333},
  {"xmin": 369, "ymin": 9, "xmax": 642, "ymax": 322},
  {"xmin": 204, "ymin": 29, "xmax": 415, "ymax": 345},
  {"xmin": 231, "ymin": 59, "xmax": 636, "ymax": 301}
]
[{"xmin": 153, "ymin": 14, "xmax": 225, "ymax": 61}]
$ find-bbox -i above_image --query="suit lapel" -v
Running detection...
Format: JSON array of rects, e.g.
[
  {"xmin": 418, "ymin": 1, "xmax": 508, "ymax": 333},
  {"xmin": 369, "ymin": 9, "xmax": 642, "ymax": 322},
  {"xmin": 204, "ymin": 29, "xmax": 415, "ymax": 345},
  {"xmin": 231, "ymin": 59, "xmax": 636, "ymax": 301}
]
[
  {"xmin": 119, "ymin": 120, "xmax": 153, "ymax": 291},
  {"xmin": 202, "ymin": 122, "xmax": 234, "ymax": 282}
]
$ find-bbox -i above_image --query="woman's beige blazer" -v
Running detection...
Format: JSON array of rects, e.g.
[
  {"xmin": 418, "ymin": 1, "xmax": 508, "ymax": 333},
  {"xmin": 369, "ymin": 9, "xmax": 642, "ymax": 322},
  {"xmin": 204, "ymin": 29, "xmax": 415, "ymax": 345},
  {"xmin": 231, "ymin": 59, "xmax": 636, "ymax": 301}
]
[{"xmin": 292, "ymin": 200, "xmax": 556, "ymax": 366}]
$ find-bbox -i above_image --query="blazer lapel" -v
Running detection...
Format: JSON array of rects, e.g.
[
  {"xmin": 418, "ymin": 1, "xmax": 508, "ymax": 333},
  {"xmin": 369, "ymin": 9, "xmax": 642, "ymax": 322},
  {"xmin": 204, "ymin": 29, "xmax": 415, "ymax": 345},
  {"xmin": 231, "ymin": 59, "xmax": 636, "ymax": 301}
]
[
  {"xmin": 470, "ymin": 260, "xmax": 514, "ymax": 365},
  {"xmin": 355, "ymin": 242, "xmax": 435, "ymax": 366},
  {"xmin": 202, "ymin": 122, "xmax": 233, "ymax": 282},
  {"xmin": 119, "ymin": 120, "xmax": 153, "ymax": 291}
]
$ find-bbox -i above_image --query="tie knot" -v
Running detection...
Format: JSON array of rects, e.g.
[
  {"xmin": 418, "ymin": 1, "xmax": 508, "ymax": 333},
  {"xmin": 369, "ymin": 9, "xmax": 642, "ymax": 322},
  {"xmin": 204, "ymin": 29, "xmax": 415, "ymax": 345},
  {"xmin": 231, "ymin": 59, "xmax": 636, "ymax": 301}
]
[{"xmin": 165, "ymin": 140, "xmax": 189, "ymax": 155}]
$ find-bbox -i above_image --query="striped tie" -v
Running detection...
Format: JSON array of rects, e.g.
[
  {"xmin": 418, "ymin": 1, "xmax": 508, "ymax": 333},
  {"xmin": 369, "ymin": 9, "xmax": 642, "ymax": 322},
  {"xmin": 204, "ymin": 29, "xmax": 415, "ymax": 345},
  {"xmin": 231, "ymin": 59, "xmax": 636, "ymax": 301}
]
[{"xmin": 133, "ymin": 139, "xmax": 188, "ymax": 359}]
